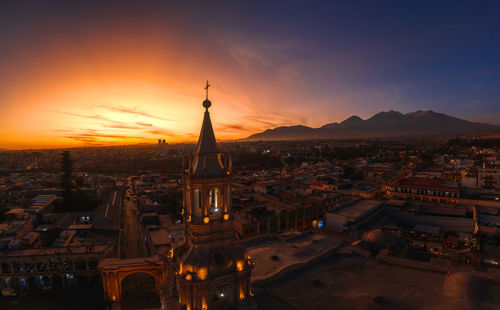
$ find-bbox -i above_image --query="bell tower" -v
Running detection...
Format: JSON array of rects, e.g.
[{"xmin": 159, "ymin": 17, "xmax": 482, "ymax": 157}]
[{"xmin": 172, "ymin": 82, "xmax": 254, "ymax": 310}]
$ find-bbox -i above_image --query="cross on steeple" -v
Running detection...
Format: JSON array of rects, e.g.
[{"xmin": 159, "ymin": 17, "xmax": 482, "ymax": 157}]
[{"xmin": 204, "ymin": 80, "xmax": 210, "ymax": 100}]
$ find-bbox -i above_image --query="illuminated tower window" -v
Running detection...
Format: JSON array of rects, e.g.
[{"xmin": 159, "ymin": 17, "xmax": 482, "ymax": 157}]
[{"xmin": 209, "ymin": 188, "xmax": 219, "ymax": 213}]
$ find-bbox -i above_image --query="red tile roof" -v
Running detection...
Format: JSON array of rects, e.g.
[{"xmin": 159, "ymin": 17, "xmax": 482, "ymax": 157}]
[{"xmin": 391, "ymin": 177, "xmax": 458, "ymax": 193}]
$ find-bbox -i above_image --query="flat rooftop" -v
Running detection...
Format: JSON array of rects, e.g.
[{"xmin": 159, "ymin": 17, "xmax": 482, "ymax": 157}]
[
  {"xmin": 328, "ymin": 199, "xmax": 383, "ymax": 222},
  {"xmin": 246, "ymin": 232, "xmax": 341, "ymax": 283},
  {"xmin": 256, "ymin": 254, "xmax": 500, "ymax": 310}
]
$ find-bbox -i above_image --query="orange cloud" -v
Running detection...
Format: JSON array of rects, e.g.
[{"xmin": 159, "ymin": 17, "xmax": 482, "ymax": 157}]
[
  {"xmin": 217, "ymin": 124, "xmax": 248, "ymax": 132},
  {"xmin": 136, "ymin": 122, "xmax": 153, "ymax": 127},
  {"xmin": 102, "ymin": 106, "xmax": 179, "ymax": 122}
]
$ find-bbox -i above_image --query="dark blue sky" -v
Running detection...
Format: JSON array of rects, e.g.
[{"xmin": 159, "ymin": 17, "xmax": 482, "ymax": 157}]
[{"xmin": 200, "ymin": 0, "xmax": 500, "ymax": 122}]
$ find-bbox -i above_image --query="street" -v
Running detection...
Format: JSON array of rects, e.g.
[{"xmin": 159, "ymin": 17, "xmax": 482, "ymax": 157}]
[{"xmin": 121, "ymin": 194, "xmax": 147, "ymax": 258}]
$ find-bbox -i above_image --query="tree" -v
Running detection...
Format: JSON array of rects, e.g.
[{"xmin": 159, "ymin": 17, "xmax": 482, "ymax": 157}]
[
  {"xmin": 55, "ymin": 151, "xmax": 99, "ymax": 212},
  {"xmin": 61, "ymin": 151, "xmax": 73, "ymax": 211}
]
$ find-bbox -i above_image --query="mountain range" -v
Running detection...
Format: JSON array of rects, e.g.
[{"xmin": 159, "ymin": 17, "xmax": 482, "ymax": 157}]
[{"xmin": 246, "ymin": 110, "xmax": 500, "ymax": 141}]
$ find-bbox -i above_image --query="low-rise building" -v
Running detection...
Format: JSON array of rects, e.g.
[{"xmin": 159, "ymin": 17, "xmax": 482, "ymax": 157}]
[
  {"xmin": 478, "ymin": 167, "xmax": 500, "ymax": 190},
  {"xmin": 387, "ymin": 177, "xmax": 459, "ymax": 204}
]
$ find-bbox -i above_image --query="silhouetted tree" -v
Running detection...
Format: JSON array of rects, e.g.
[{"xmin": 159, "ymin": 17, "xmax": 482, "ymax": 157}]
[
  {"xmin": 60, "ymin": 151, "xmax": 73, "ymax": 211},
  {"xmin": 55, "ymin": 151, "xmax": 99, "ymax": 212}
]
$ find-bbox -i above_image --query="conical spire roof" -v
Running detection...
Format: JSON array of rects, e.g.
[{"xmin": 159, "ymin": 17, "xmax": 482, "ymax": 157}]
[
  {"xmin": 195, "ymin": 110, "xmax": 218, "ymax": 155},
  {"xmin": 190, "ymin": 82, "xmax": 227, "ymax": 178}
]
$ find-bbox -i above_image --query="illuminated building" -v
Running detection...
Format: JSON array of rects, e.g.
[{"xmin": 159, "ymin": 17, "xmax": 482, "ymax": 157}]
[{"xmin": 170, "ymin": 82, "xmax": 255, "ymax": 310}]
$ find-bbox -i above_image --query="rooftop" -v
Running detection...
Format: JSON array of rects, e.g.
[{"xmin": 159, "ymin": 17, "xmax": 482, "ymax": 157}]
[
  {"xmin": 391, "ymin": 177, "xmax": 459, "ymax": 193},
  {"xmin": 328, "ymin": 199, "xmax": 384, "ymax": 222}
]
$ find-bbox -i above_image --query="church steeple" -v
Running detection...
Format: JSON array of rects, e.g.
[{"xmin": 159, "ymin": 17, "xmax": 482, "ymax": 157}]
[
  {"xmin": 191, "ymin": 81, "xmax": 228, "ymax": 178},
  {"xmin": 195, "ymin": 103, "xmax": 218, "ymax": 155},
  {"xmin": 173, "ymin": 82, "xmax": 254, "ymax": 310}
]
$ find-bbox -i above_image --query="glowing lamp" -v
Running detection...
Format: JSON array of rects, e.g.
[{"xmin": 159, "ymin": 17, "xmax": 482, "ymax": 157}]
[
  {"xmin": 197, "ymin": 267, "xmax": 208, "ymax": 280},
  {"xmin": 185, "ymin": 274, "xmax": 192, "ymax": 280},
  {"xmin": 223, "ymin": 213, "xmax": 230, "ymax": 221},
  {"xmin": 236, "ymin": 260, "xmax": 244, "ymax": 271},
  {"xmin": 202, "ymin": 295, "xmax": 208, "ymax": 310},
  {"xmin": 239, "ymin": 285, "xmax": 245, "ymax": 300},
  {"xmin": 203, "ymin": 217, "xmax": 210, "ymax": 224}
]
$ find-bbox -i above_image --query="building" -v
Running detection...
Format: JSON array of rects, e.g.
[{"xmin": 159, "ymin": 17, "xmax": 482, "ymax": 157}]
[
  {"xmin": 387, "ymin": 177, "xmax": 459, "ymax": 204},
  {"xmin": 460, "ymin": 170, "xmax": 477, "ymax": 188},
  {"xmin": 478, "ymin": 167, "xmax": 500, "ymax": 190},
  {"xmin": 0, "ymin": 244, "xmax": 114, "ymax": 292},
  {"xmin": 325, "ymin": 199, "xmax": 385, "ymax": 231},
  {"xmin": 170, "ymin": 87, "xmax": 255, "ymax": 310}
]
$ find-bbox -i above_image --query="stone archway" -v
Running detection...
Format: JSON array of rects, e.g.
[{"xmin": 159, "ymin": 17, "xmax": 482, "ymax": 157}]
[
  {"xmin": 98, "ymin": 256, "xmax": 167, "ymax": 306},
  {"xmin": 120, "ymin": 272, "xmax": 159, "ymax": 306}
]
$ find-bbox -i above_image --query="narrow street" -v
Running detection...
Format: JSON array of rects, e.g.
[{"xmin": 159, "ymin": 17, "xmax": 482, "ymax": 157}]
[{"xmin": 121, "ymin": 194, "xmax": 147, "ymax": 258}]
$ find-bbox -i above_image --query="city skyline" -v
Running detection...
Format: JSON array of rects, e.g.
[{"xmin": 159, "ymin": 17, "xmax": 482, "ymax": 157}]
[{"xmin": 1, "ymin": 1, "xmax": 499, "ymax": 149}]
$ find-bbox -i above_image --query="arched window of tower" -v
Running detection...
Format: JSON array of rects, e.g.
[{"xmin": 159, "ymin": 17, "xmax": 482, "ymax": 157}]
[
  {"xmin": 194, "ymin": 189, "xmax": 202, "ymax": 217},
  {"xmin": 209, "ymin": 188, "xmax": 220, "ymax": 215}
]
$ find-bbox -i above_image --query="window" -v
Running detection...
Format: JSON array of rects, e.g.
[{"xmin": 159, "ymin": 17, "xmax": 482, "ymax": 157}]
[
  {"xmin": 209, "ymin": 188, "xmax": 219, "ymax": 213},
  {"xmin": 194, "ymin": 189, "xmax": 201, "ymax": 210}
]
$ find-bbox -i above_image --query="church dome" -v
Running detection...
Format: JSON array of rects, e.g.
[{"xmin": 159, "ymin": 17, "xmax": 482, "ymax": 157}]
[{"xmin": 363, "ymin": 229, "xmax": 400, "ymax": 247}]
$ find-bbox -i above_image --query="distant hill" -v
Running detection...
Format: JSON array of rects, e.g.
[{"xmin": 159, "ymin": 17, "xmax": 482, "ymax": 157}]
[{"xmin": 246, "ymin": 110, "xmax": 500, "ymax": 141}]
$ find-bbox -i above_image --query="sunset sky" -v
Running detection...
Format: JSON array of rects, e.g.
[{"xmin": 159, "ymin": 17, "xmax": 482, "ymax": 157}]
[{"xmin": 0, "ymin": 1, "xmax": 499, "ymax": 149}]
